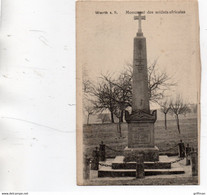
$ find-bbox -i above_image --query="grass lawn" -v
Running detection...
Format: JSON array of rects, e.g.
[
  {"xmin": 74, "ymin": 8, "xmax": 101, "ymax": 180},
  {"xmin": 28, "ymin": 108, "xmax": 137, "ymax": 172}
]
[
  {"xmin": 84, "ymin": 176, "xmax": 198, "ymax": 186},
  {"xmin": 83, "ymin": 176, "xmax": 198, "ymax": 186},
  {"xmin": 83, "ymin": 118, "xmax": 198, "ymax": 158}
]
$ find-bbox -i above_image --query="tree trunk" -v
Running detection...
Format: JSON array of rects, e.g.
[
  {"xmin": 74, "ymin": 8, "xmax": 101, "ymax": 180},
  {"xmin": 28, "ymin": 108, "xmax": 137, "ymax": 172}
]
[
  {"xmin": 110, "ymin": 111, "xmax": 114, "ymax": 123},
  {"xmin": 120, "ymin": 110, "xmax": 124, "ymax": 122},
  {"xmin": 176, "ymin": 114, "xmax": 181, "ymax": 134},
  {"xmin": 164, "ymin": 113, "xmax": 167, "ymax": 130},
  {"xmin": 87, "ymin": 114, "xmax": 90, "ymax": 124},
  {"xmin": 118, "ymin": 118, "xmax": 122, "ymax": 137}
]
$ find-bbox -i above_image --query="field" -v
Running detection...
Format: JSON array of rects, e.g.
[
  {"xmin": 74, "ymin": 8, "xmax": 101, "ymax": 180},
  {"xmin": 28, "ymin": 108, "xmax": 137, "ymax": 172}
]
[{"xmin": 83, "ymin": 118, "xmax": 198, "ymax": 158}]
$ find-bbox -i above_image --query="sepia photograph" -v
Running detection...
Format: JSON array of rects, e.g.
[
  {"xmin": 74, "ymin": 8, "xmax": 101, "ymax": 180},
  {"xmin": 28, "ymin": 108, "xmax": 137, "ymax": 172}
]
[{"xmin": 76, "ymin": 0, "xmax": 200, "ymax": 186}]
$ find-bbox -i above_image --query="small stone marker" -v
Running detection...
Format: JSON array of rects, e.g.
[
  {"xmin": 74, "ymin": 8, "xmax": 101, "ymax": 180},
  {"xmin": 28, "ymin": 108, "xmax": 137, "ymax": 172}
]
[
  {"xmin": 136, "ymin": 154, "xmax": 145, "ymax": 178},
  {"xmin": 178, "ymin": 140, "xmax": 185, "ymax": 158},
  {"xmin": 191, "ymin": 148, "xmax": 198, "ymax": 176},
  {"xmin": 83, "ymin": 155, "xmax": 90, "ymax": 180},
  {"xmin": 91, "ymin": 147, "xmax": 99, "ymax": 170},
  {"xmin": 99, "ymin": 141, "xmax": 106, "ymax": 161},
  {"xmin": 185, "ymin": 144, "xmax": 191, "ymax": 165}
]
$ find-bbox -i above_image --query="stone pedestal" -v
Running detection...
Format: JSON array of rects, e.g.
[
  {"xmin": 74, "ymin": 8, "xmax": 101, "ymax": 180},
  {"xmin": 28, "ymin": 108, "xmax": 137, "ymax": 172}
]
[
  {"xmin": 124, "ymin": 146, "xmax": 159, "ymax": 162},
  {"xmin": 128, "ymin": 122, "xmax": 154, "ymax": 148},
  {"xmin": 124, "ymin": 110, "xmax": 159, "ymax": 162}
]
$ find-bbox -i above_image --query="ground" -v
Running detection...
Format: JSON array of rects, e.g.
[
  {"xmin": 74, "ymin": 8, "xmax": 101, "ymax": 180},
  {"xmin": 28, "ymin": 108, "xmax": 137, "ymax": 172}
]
[
  {"xmin": 82, "ymin": 117, "xmax": 198, "ymax": 185},
  {"xmin": 83, "ymin": 118, "xmax": 198, "ymax": 157}
]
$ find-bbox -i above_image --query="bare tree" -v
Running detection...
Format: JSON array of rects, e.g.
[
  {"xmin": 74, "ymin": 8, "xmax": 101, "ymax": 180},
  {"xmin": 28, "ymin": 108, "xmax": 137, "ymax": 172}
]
[
  {"xmin": 83, "ymin": 59, "xmax": 176, "ymax": 123},
  {"xmin": 101, "ymin": 69, "xmax": 132, "ymax": 122},
  {"xmin": 84, "ymin": 104, "xmax": 95, "ymax": 124},
  {"xmin": 116, "ymin": 60, "xmax": 176, "ymax": 103},
  {"xmin": 113, "ymin": 102, "xmax": 127, "ymax": 137},
  {"xmin": 159, "ymin": 100, "xmax": 171, "ymax": 130},
  {"xmin": 170, "ymin": 96, "xmax": 190, "ymax": 134},
  {"xmin": 101, "ymin": 60, "xmax": 175, "ymax": 121},
  {"xmin": 114, "ymin": 109, "xmax": 122, "ymax": 137},
  {"xmin": 86, "ymin": 77, "xmax": 117, "ymax": 123},
  {"xmin": 148, "ymin": 60, "xmax": 176, "ymax": 103},
  {"xmin": 83, "ymin": 79, "xmax": 92, "ymax": 94},
  {"xmin": 100, "ymin": 71, "xmax": 132, "ymax": 135}
]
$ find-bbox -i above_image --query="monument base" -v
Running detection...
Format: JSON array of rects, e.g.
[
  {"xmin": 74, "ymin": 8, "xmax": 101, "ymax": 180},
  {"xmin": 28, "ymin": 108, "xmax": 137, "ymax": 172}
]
[
  {"xmin": 97, "ymin": 155, "xmax": 185, "ymax": 178},
  {"xmin": 124, "ymin": 146, "xmax": 159, "ymax": 162}
]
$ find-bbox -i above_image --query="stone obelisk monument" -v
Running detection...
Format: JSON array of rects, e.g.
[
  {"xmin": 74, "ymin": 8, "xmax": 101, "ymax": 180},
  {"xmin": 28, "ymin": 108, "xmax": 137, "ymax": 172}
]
[{"xmin": 124, "ymin": 12, "xmax": 159, "ymax": 162}]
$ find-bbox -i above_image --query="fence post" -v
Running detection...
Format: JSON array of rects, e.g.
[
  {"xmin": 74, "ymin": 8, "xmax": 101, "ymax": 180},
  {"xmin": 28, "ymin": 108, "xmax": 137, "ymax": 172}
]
[
  {"xmin": 178, "ymin": 140, "xmax": 185, "ymax": 158},
  {"xmin": 185, "ymin": 144, "xmax": 191, "ymax": 166},
  {"xmin": 191, "ymin": 148, "xmax": 198, "ymax": 176},
  {"xmin": 136, "ymin": 154, "xmax": 145, "ymax": 179},
  {"xmin": 83, "ymin": 155, "xmax": 90, "ymax": 180},
  {"xmin": 99, "ymin": 141, "xmax": 106, "ymax": 161},
  {"xmin": 91, "ymin": 147, "xmax": 99, "ymax": 170}
]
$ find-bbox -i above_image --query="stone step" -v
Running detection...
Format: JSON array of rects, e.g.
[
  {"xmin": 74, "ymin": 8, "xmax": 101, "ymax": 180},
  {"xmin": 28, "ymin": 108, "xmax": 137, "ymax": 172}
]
[
  {"xmin": 98, "ymin": 168, "xmax": 185, "ymax": 177},
  {"xmin": 97, "ymin": 156, "xmax": 185, "ymax": 177},
  {"xmin": 112, "ymin": 156, "xmax": 171, "ymax": 169}
]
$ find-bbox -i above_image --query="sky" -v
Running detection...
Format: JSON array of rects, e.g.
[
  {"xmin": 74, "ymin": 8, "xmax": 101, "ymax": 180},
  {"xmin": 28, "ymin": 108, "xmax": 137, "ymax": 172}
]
[{"xmin": 77, "ymin": 1, "xmax": 200, "ymax": 105}]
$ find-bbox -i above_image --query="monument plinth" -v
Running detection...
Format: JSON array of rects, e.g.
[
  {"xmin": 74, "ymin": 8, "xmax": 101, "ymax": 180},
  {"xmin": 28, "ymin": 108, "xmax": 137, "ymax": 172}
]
[{"xmin": 124, "ymin": 12, "xmax": 159, "ymax": 162}]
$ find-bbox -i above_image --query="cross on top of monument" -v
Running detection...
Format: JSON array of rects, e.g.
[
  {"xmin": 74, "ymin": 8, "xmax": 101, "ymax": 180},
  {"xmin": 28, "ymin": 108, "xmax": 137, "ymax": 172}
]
[{"xmin": 134, "ymin": 12, "xmax": 146, "ymax": 35}]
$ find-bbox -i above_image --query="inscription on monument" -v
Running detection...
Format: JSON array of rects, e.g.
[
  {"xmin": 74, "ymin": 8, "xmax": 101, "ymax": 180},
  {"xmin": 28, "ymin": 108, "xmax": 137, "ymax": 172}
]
[
  {"xmin": 134, "ymin": 58, "xmax": 144, "ymax": 72},
  {"xmin": 131, "ymin": 125, "xmax": 152, "ymax": 144},
  {"xmin": 133, "ymin": 132, "xmax": 151, "ymax": 143}
]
